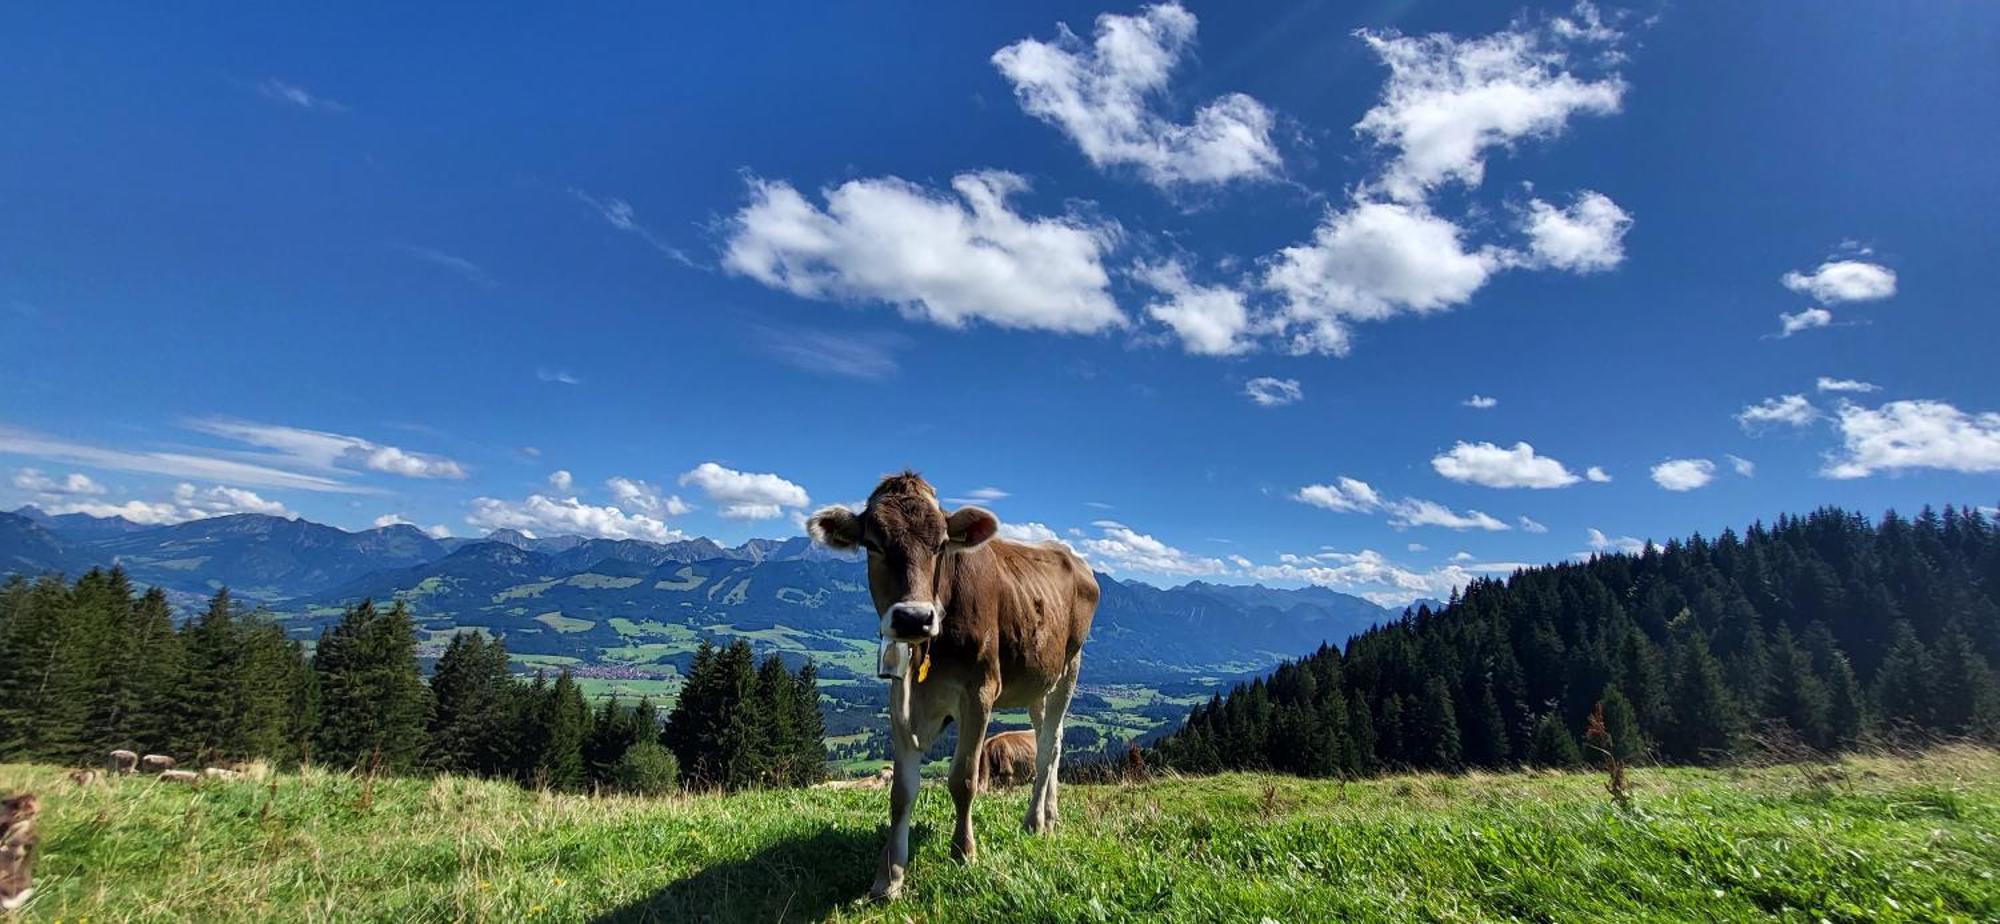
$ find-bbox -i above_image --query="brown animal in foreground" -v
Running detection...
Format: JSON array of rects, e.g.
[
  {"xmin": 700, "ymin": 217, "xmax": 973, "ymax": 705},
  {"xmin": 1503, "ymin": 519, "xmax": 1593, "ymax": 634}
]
[
  {"xmin": 140, "ymin": 754, "xmax": 176, "ymax": 773},
  {"xmin": 978, "ymin": 730, "xmax": 1039, "ymax": 790},
  {"xmin": 808, "ymin": 471, "xmax": 1099, "ymax": 900},
  {"xmin": 156, "ymin": 769, "xmax": 200, "ymax": 785},
  {"xmin": 107, "ymin": 749, "xmax": 138, "ymax": 774},
  {"xmin": 0, "ymin": 793, "xmax": 38, "ymax": 912}
]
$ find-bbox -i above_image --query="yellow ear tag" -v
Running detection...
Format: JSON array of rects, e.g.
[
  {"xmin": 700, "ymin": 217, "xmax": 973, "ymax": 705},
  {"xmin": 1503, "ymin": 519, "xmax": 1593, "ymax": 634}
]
[{"xmin": 916, "ymin": 645, "xmax": 932, "ymax": 683}]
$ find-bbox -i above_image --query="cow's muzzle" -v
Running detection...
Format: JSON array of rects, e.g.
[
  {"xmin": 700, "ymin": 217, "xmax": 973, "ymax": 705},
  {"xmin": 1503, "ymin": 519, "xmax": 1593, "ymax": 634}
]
[{"xmin": 884, "ymin": 601, "xmax": 941, "ymax": 643}]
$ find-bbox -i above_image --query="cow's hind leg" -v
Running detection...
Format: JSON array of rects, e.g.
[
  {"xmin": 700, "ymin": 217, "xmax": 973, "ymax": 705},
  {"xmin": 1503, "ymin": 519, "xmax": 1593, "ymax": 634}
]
[
  {"xmin": 874, "ymin": 704, "xmax": 947, "ymax": 900},
  {"xmin": 949, "ymin": 697, "xmax": 992, "ymax": 862},
  {"xmin": 1026, "ymin": 658, "xmax": 1082, "ymax": 834}
]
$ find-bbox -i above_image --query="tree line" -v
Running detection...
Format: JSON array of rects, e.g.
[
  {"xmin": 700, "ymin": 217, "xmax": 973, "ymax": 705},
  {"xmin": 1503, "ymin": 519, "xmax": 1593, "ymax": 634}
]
[
  {"xmin": 1155, "ymin": 505, "xmax": 2000, "ymax": 776},
  {"xmin": 0, "ymin": 571, "xmax": 825, "ymax": 792}
]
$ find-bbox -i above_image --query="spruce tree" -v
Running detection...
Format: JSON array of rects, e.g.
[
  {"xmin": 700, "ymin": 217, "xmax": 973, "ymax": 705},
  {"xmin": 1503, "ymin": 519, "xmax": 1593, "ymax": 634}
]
[
  {"xmin": 1873, "ymin": 621, "xmax": 1933, "ymax": 733},
  {"xmin": 1527, "ymin": 713, "xmax": 1582, "ymax": 768},
  {"xmin": 1412, "ymin": 677, "xmax": 1462, "ymax": 770},
  {"xmin": 1765, "ymin": 623, "xmax": 1832, "ymax": 750},
  {"xmin": 312, "ymin": 599, "xmax": 428, "ymax": 771},
  {"xmin": 1662, "ymin": 624, "xmax": 1742, "ymax": 762},
  {"xmin": 427, "ymin": 632, "xmax": 517, "ymax": 775},
  {"xmin": 1595, "ymin": 684, "xmax": 1644, "ymax": 762},
  {"xmin": 1929, "ymin": 622, "xmax": 1998, "ymax": 737},
  {"xmin": 1801, "ymin": 622, "xmax": 1866, "ymax": 749},
  {"xmin": 536, "ymin": 669, "xmax": 589, "ymax": 791}
]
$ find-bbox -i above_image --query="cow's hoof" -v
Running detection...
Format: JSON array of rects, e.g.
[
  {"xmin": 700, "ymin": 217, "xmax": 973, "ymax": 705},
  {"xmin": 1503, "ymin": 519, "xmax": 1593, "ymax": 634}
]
[{"xmin": 952, "ymin": 839, "xmax": 978, "ymax": 862}]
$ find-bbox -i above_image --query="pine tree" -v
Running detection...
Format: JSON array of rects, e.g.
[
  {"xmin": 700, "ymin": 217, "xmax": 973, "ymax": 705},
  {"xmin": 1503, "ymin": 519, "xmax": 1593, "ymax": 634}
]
[
  {"xmin": 536, "ymin": 669, "xmax": 589, "ymax": 791},
  {"xmin": 1662, "ymin": 623, "xmax": 1742, "ymax": 762},
  {"xmin": 1527, "ymin": 713, "xmax": 1582, "ymax": 768},
  {"xmin": 1873, "ymin": 621, "xmax": 1933, "ymax": 733},
  {"xmin": 1595, "ymin": 684, "xmax": 1643, "ymax": 762},
  {"xmin": 1801, "ymin": 622, "xmax": 1866, "ymax": 749},
  {"xmin": 1412, "ymin": 677, "xmax": 1462, "ymax": 770},
  {"xmin": 782, "ymin": 661, "xmax": 826, "ymax": 786},
  {"xmin": 123, "ymin": 588, "xmax": 185, "ymax": 756},
  {"xmin": 1765, "ymin": 624, "xmax": 1832, "ymax": 749},
  {"xmin": 427, "ymin": 632, "xmax": 517, "ymax": 775},
  {"xmin": 1343, "ymin": 695, "xmax": 1376, "ymax": 775},
  {"xmin": 177, "ymin": 588, "xmax": 246, "ymax": 763},
  {"xmin": 1462, "ymin": 679, "xmax": 1510, "ymax": 768},
  {"xmin": 1929, "ymin": 622, "xmax": 1998, "ymax": 737},
  {"xmin": 312, "ymin": 599, "xmax": 429, "ymax": 771}
]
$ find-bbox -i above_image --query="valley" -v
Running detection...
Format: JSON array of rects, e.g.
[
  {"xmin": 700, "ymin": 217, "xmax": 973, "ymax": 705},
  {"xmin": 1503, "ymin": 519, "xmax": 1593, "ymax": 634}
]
[{"xmin": 1, "ymin": 507, "xmax": 1392, "ymax": 761}]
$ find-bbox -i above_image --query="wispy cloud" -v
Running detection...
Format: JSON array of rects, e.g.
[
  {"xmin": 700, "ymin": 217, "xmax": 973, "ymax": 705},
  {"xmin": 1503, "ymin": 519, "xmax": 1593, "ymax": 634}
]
[
  {"xmin": 752, "ymin": 325, "xmax": 909, "ymax": 381},
  {"xmin": 0, "ymin": 424, "xmax": 361, "ymax": 493},
  {"xmin": 257, "ymin": 78, "xmax": 347, "ymax": 113},
  {"xmin": 570, "ymin": 188, "xmax": 696, "ymax": 267},
  {"xmin": 393, "ymin": 243, "xmax": 496, "ymax": 288},
  {"xmin": 536, "ymin": 368, "xmax": 583, "ymax": 386},
  {"xmin": 186, "ymin": 418, "xmax": 468, "ymax": 480}
]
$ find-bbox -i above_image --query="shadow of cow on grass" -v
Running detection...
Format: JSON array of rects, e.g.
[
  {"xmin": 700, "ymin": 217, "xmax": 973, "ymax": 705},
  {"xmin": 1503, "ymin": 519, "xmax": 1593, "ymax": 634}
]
[{"xmin": 587, "ymin": 825, "xmax": 932, "ymax": 923}]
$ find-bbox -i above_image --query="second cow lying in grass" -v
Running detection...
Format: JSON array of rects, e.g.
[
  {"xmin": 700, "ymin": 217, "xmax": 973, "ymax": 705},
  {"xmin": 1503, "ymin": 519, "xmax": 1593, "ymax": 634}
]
[{"xmin": 979, "ymin": 730, "xmax": 1038, "ymax": 790}]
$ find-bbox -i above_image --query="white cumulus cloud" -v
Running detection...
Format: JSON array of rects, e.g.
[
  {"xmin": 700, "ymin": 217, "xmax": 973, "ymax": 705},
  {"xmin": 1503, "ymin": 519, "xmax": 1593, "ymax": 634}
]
[
  {"xmin": 1354, "ymin": 10, "xmax": 1625, "ymax": 202},
  {"xmin": 548, "ymin": 470, "xmax": 574, "ymax": 493},
  {"xmin": 1135, "ymin": 259, "xmax": 1252, "ymax": 355},
  {"xmin": 1822, "ymin": 399, "xmax": 2000, "ymax": 479},
  {"xmin": 467, "ymin": 494, "xmax": 684, "ymax": 543},
  {"xmin": 1518, "ymin": 515, "xmax": 1548, "ymax": 533},
  {"xmin": 1077, "ymin": 521, "xmax": 1226, "ymax": 575},
  {"xmin": 1431, "ymin": 441, "xmax": 1582, "ymax": 489},
  {"xmin": 42, "ymin": 483, "xmax": 292, "ymax": 526},
  {"xmin": 1737, "ymin": 394, "xmax": 1821, "ymax": 431},
  {"xmin": 1776, "ymin": 307, "xmax": 1833, "ymax": 338},
  {"xmin": 1463, "ymin": 394, "xmax": 1498, "ymax": 409},
  {"xmin": 1522, "ymin": 190, "xmax": 1632, "ymax": 272},
  {"xmin": 1816, "ymin": 377, "xmax": 1879, "ymax": 394},
  {"xmin": 992, "ymin": 2, "xmax": 1282, "ymax": 189},
  {"xmin": 1585, "ymin": 466, "xmax": 1611, "ymax": 483},
  {"xmin": 1586, "ymin": 527, "xmax": 1646, "ymax": 555},
  {"xmin": 12, "ymin": 468, "xmax": 106, "ymax": 496},
  {"xmin": 722, "ymin": 172, "xmax": 1123, "ymax": 335},
  {"xmin": 678, "ymin": 462, "xmax": 811, "ymax": 520},
  {"xmin": 1263, "ymin": 200, "xmax": 1506, "ymax": 355},
  {"xmin": 1295, "ymin": 475, "xmax": 1508, "ymax": 531},
  {"xmin": 1727, "ymin": 454, "xmax": 1756, "ymax": 477},
  {"xmin": 606, "ymin": 477, "xmax": 692, "ymax": 518},
  {"xmin": 1650, "ymin": 458, "xmax": 1716, "ymax": 491},
  {"xmin": 1781, "ymin": 259, "xmax": 1896, "ymax": 304}
]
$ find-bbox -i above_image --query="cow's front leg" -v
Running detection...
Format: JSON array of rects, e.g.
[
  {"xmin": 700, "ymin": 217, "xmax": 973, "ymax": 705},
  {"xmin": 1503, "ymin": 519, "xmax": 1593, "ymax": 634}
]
[
  {"xmin": 949, "ymin": 701, "xmax": 991, "ymax": 862},
  {"xmin": 873, "ymin": 723, "xmax": 924, "ymax": 900}
]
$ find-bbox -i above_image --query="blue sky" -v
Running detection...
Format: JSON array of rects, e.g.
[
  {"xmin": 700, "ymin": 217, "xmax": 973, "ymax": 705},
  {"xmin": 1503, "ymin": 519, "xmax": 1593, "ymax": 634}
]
[{"xmin": 3, "ymin": 1, "xmax": 1997, "ymax": 605}]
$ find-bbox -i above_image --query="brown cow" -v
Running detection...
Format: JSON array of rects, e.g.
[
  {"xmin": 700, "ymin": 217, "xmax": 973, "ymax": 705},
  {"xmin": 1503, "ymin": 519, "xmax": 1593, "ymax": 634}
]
[
  {"xmin": 140, "ymin": 754, "xmax": 176, "ymax": 773},
  {"xmin": 107, "ymin": 749, "xmax": 138, "ymax": 774},
  {"xmin": 808, "ymin": 472, "xmax": 1098, "ymax": 900},
  {"xmin": 0, "ymin": 793, "xmax": 37, "ymax": 912},
  {"xmin": 978, "ymin": 729, "xmax": 1038, "ymax": 790}
]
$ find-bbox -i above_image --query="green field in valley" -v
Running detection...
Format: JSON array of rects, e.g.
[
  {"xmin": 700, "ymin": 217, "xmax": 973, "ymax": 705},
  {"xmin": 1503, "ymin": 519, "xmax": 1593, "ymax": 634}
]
[{"xmin": 3, "ymin": 747, "xmax": 1997, "ymax": 921}]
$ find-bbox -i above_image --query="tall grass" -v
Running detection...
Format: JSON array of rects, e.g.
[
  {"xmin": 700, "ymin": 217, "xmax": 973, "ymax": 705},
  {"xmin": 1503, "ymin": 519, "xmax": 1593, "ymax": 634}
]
[{"xmin": 3, "ymin": 747, "xmax": 1997, "ymax": 921}]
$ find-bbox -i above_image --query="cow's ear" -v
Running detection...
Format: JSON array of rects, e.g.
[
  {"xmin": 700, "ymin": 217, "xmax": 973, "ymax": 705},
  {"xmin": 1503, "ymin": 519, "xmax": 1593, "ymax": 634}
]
[
  {"xmin": 946, "ymin": 506, "xmax": 999, "ymax": 550},
  {"xmin": 807, "ymin": 506, "xmax": 863, "ymax": 550}
]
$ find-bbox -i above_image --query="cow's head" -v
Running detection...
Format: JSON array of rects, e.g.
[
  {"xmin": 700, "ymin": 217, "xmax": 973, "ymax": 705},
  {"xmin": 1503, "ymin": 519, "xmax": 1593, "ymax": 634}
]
[{"xmin": 806, "ymin": 471, "xmax": 998, "ymax": 643}]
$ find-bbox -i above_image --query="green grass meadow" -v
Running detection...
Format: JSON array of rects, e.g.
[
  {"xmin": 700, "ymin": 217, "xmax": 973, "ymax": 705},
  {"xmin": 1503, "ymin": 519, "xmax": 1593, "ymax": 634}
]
[{"xmin": 3, "ymin": 747, "xmax": 1997, "ymax": 922}]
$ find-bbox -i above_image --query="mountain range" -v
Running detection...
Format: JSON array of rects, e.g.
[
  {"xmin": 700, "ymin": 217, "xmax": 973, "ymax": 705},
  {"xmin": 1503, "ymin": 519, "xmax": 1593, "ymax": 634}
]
[{"xmin": 2, "ymin": 505, "xmax": 1393, "ymax": 751}]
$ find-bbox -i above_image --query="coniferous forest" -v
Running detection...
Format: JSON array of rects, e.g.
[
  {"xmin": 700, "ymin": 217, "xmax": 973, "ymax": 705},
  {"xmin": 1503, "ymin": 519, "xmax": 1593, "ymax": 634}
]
[
  {"xmin": 0, "ymin": 573, "xmax": 824, "ymax": 793},
  {"xmin": 1155, "ymin": 505, "xmax": 2000, "ymax": 776}
]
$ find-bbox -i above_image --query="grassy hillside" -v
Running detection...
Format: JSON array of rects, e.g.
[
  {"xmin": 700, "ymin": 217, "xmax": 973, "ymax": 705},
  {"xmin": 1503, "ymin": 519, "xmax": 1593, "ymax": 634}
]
[{"xmin": 3, "ymin": 749, "xmax": 1998, "ymax": 922}]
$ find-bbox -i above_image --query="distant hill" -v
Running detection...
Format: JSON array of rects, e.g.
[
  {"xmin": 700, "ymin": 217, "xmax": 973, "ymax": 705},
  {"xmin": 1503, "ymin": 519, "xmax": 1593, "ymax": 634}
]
[{"xmin": 1, "ymin": 508, "xmax": 1392, "ymax": 752}]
